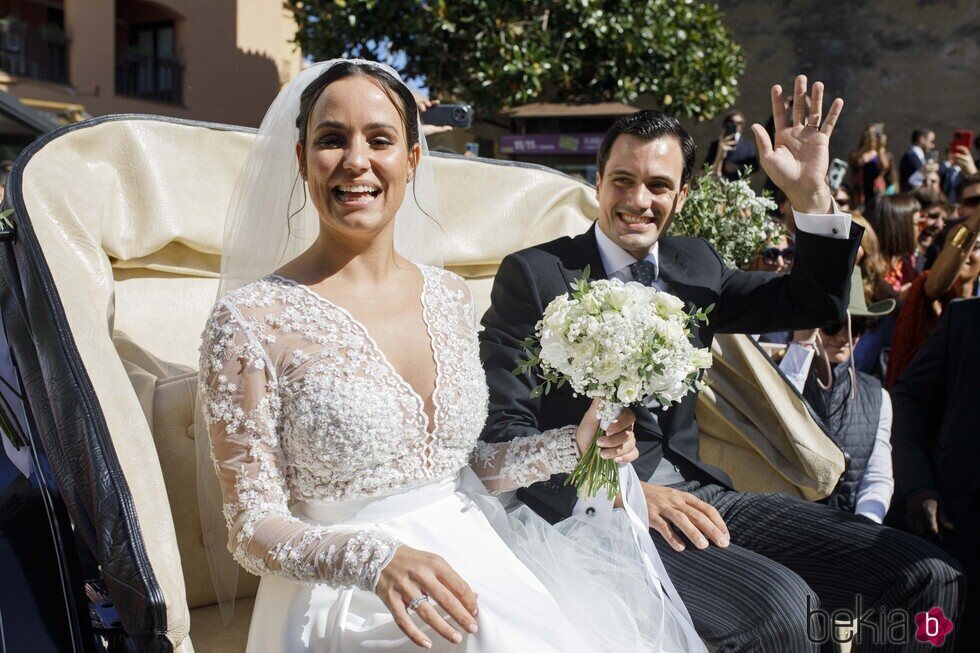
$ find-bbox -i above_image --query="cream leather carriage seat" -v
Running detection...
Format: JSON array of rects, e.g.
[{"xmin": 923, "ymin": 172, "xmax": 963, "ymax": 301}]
[{"xmin": 19, "ymin": 117, "xmax": 843, "ymax": 652}]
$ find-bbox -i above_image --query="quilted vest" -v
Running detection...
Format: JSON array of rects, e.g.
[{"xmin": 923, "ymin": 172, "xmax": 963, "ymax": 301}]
[{"xmin": 803, "ymin": 362, "xmax": 882, "ymax": 513}]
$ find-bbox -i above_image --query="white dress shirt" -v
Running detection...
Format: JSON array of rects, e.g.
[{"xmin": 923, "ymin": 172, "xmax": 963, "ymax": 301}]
[
  {"xmin": 778, "ymin": 344, "xmax": 895, "ymax": 522},
  {"xmin": 571, "ymin": 204, "xmax": 853, "ymax": 519}
]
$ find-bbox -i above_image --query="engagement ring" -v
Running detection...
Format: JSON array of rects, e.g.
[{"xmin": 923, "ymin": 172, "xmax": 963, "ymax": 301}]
[{"xmin": 407, "ymin": 594, "xmax": 430, "ymax": 612}]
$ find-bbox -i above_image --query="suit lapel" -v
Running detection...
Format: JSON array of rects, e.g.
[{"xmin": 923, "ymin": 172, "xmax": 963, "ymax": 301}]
[{"xmin": 558, "ymin": 223, "xmax": 608, "ymax": 289}]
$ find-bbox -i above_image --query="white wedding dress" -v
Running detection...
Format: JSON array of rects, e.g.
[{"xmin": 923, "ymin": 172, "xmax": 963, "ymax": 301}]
[{"xmin": 199, "ymin": 263, "xmax": 704, "ymax": 652}]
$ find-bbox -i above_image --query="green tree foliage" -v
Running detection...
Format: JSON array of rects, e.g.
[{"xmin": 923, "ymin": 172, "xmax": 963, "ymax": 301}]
[{"xmin": 287, "ymin": 0, "xmax": 745, "ymax": 120}]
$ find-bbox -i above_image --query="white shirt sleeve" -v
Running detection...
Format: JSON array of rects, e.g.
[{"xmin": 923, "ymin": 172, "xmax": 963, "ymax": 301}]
[
  {"xmin": 792, "ymin": 202, "xmax": 852, "ymax": 240},
  {"xmin": 908, "ymin": 169, "xmax": 925, "ymax": 188},
  {"xmin": 854, "ymin": 389, "xmax": 895, "ymax": 523},
  {"xmin": 778, "ymin": 342, "xmax": 815, "ymax": 393}
]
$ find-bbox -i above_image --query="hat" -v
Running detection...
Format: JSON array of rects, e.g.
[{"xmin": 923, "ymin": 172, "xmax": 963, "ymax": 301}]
[{"xmin": 848, "ymin": 266, "xmax": 896, "ymax": 317}]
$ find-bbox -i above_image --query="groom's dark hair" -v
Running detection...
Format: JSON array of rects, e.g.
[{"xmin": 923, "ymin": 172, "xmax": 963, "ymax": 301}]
[{"xmin": 596, "ymin": 110, "xmax": 697, "ymax": 186}]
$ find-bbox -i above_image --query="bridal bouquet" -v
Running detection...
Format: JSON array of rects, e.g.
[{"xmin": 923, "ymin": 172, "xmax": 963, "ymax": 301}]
[{"xmin": 515, "ymin": 268, "xmax": 713, "ymax": 499}]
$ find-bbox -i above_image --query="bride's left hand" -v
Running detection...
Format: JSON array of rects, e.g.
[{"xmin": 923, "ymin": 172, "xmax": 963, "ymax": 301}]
[{"xmin": 575, "ymin": 399, "xmax": 639, "ymax": 464}]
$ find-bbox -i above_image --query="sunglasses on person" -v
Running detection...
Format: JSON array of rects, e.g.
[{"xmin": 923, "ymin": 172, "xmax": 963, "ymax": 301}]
[
  {"xmin": 761, "ymin": 246, "xmax": 795, "ymax": 264},
  {"xmin": 961, "ymin": 195, "xmax": 980, "ymax": 208},
  {"xmin": 820, "ymin": 316, "xmax": 871, "ymax": 337}
]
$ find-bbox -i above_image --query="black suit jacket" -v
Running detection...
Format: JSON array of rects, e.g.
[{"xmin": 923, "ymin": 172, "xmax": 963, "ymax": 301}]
[
  {"xmin": 479, "ymin": 222, "xmax": 862, "ymax": 523},
  {"xmin": 900, "ymin": 146, "xmax": 926, "ymax": 191},
  {"xmin": 890, "ymin": 298, "xmax": 980, "ymax": 525}
]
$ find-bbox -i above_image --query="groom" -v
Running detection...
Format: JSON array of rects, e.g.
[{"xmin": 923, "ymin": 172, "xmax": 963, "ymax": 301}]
[{"xmin": 480, "ymin": 77, "xmax": 964, "ymax": 651}]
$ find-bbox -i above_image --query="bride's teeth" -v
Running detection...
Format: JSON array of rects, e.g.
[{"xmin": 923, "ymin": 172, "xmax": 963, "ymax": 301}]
[{"xmin": 337, "ymin": 185, "xmax": 378, "ymax": 193}]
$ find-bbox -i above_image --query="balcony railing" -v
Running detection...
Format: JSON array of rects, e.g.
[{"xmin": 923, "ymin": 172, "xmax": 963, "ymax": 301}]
[
  {"xmin": 0, "ymin": 22, "xmax": 68, "ymax": 84},
  {"xmin": 115, "ymin": 52, "xmax": 184, "ymax": 105}
]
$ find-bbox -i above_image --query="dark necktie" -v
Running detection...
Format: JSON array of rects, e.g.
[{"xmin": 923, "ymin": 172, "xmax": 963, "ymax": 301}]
[{"xmin": 629, "ymin": 259, "xmax": 658, "ymax": 286}]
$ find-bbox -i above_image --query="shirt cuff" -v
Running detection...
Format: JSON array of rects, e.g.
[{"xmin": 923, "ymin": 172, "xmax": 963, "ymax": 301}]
[
  {"xmin": 778, "ymin": 342, "xmax": 815, "ymax": 393},
  {"xmin": 855, "ymin": 500, "xmax": 887, "ymax": 524},
  {"xmin": 792, "ymin": 201, "xmax": 851, "ymax": 240},
  {"xmin": 571, "ymin": 493, "xmax": 616, "ymax": 518}
]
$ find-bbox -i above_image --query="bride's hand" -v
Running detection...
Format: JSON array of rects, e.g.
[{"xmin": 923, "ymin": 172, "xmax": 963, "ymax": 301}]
[
  {"xmin": 377, "ymin": 546, "xmax": 480, "ymax": 648},
  {"xmin": 575, "ymin": 398, "xmax": 639, "ymax": 463}
]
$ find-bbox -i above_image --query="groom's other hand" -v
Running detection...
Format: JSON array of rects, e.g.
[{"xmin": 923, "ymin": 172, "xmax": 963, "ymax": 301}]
[
  {"xmin": 641, "ymin": 481, "xmax": 730, "ymax": 552},
  {"xmin": 574, "ymin": 398, "xmax": 639, "ymax": 464},
  {"xmin": 751, "ymin": 74, "xmax": 844, "ymax": 214}
]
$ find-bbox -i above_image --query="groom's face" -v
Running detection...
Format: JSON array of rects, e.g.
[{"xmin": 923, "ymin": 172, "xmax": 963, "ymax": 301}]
[{"xmin": 595, "ymin": 134, "xmax": 688, "ymax": 259}]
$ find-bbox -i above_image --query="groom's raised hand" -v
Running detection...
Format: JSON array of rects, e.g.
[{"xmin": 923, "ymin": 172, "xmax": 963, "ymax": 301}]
[
  {"xmin": 751, "ymin": 75, "xmax": 844, "ymax": 215},
  {"xmin": 641, "ymin": 481, "xmax": 730, "ymax": 552}
]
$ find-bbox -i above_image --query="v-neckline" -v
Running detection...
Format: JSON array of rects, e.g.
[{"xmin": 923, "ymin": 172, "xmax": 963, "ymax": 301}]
[{"xmin": 268, "ymin": 265, "xmax": 440, "ymax": 438}]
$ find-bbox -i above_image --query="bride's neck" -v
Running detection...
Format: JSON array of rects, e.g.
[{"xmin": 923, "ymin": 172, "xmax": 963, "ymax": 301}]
[{"xmin": 301, "ymin": 229, "xmax": 400, "ymax": 285}]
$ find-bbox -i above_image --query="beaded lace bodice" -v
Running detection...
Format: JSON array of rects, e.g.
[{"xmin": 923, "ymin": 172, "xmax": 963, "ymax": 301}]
[{"xmin": 199, "ymin": 265, "xmax": 580, "ymax": 591}]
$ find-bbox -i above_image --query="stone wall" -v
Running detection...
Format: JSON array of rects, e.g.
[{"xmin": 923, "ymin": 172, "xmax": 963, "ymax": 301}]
[{"xmin": 682, "ymin": 0, "xmax": 979, "ymax": 178}]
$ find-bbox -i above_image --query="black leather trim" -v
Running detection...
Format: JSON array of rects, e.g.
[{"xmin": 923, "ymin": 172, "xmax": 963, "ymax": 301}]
[{"xmin": 0, "ymin": 115, "xmax": 206, "ymax": 652}]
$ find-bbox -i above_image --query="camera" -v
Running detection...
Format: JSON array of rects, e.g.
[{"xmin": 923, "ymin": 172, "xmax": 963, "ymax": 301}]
[{"xmin": 421, "ymin": 103, "xmax": 474, "ymax": 129}]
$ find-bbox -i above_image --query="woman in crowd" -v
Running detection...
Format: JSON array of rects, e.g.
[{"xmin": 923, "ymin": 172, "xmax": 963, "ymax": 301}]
[
  {"xmin": 886, "ymin": 175, "xmax": 980, "ymax": 388},
  {"xmin": 866, "ymin": 194, "xmax": 921, "ymax": 297},
  {"xmin": 848, "ymin": 213, "xmax": 897, "ymax": 375},
  {"xmin": 849, "ymin": 123, "xmax": 895, "ymax": 207}
]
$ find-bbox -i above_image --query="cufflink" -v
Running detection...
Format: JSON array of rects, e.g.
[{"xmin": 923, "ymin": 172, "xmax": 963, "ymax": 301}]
[
  {"xmin": 832, "ymin": 228, "xmax": 839, "ymax": 235},
  {"xmin": 586, "ymin": 507, "xmax": 596, "ymax": 516}
]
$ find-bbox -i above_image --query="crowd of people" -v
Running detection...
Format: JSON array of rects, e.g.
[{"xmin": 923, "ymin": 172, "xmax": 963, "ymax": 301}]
[{"xmin": 709, "ymin": 111, "xmax": 980, "ymax": 646}]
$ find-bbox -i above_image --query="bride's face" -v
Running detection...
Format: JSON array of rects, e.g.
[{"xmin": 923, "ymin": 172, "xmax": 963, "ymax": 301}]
[{"xmin": 297, "ymin": 76, "xmax": 419, "ymax": 240}]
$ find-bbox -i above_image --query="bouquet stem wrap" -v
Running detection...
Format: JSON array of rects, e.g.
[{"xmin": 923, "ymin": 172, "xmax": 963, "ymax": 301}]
[{"xmin": 565, "ymin": 403, "xmax": 622, "ymax": 500}]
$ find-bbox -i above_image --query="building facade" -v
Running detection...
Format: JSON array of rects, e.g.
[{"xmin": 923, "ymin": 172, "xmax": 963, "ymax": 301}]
[{"xmin": 0, "ymin": 0, "xmax": 302, "ymax": 129}]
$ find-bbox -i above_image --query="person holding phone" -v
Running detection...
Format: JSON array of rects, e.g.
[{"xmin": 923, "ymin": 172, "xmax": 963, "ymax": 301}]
[
  {"xmin": 938, "ymin": 131, "xmax": 977, "ymax": 203},
  {"xmin": 849, "ymin": 122, "xmax": 895, "ymax": 207},
  {"xmin": 706, "ymin": 110, "xmax": 758, "ymax": 179}
]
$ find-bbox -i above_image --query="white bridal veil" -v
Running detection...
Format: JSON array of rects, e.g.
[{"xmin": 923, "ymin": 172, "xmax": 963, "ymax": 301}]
[{"xmin": 196, "ymin": 59, "xmax": 442, "ymax": 619}]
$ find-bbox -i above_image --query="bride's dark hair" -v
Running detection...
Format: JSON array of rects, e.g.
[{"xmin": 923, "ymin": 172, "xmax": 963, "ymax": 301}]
[{"xmin": 295, "ymin": 61, "xmax": 420, "ymax": 149}]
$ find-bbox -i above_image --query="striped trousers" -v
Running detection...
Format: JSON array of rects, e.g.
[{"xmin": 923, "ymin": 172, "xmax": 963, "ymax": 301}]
[{"xmin": 653, "ymin": 482, "xmax": 965, "ymax": 652}]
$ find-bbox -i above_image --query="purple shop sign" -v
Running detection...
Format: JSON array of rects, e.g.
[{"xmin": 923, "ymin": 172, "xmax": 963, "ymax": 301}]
[{"xmin": 499, "ymin": 133, "xmax": 605, "ymax": 155}]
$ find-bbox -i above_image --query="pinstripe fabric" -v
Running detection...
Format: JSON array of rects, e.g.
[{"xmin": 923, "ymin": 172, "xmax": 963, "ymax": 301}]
[{"xmin": 652, "ymin": 482, "xmax": 965, "ymax": 652}]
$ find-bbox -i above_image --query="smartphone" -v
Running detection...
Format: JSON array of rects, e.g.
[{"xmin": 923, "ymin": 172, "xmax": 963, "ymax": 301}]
[
  {"xmin": 465, "ymin": 142, "xmax": 480, "ymax": 157},
  {"xmin": 722, "ymin": 119, "xmax": 740, "ymax": 143},
  {"xmin": 951, "ymin": 129, "xmax": 974, "ymax": 156},
  {"xmin": 827, "ymin": 158, "xmax": 848, "ymax": 191},
  {"xmin": 421, "ymin": 103, "xmax": 473, "ymax": 129}
]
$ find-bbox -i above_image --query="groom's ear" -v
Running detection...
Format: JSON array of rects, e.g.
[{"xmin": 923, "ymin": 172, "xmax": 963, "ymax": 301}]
[
  {"xmin": 673, "ymin": 181, "xmax": 690, "ymax": 215},
  {"xmin": 594, "ymin": 171, "xmax": 603, "ymax": 199}
]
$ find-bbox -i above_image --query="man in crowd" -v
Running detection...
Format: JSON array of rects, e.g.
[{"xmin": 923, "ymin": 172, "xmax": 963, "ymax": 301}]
[
  {"xmin": 891, "ymin": 294, "xmax": 980, "ymax": 649},
  {"xmin": 900, "ymin": 128, "xmax": 937, "ymax": 191}
]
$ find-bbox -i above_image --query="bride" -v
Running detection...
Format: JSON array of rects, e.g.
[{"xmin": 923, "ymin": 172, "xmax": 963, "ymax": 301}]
[{"xmin": 197, "ymin": 59, "xmax": 705, "ymax": 652}]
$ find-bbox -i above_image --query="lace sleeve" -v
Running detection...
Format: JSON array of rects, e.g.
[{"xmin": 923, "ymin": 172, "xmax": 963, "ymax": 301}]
[
  {"xmin": 199, "ymin": 301, "xmax": 400, "ymax": 591},
  {"xmin": 469, "ymin": 426, "xmax": 581, "ymax": 494}
]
